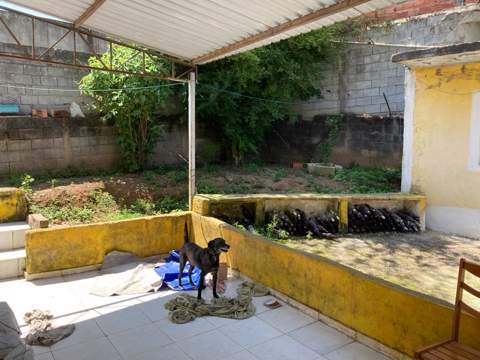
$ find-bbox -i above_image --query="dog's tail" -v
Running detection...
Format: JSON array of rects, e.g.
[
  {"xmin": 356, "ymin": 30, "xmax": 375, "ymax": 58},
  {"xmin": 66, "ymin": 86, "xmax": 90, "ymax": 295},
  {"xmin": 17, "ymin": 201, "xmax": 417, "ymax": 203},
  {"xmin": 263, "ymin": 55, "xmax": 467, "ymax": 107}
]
[{"xmin": 184, "ymin": 222, "xmax": 189, "ymax": 243}]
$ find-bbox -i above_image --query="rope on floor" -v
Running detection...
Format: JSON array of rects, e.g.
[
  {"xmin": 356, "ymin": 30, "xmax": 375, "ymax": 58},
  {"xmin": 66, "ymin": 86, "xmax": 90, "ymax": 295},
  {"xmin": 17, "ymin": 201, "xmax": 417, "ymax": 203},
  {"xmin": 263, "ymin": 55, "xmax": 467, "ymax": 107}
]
[{"xmin": 165, "ymin": 281, "xmax": 269, "ymax": 324}]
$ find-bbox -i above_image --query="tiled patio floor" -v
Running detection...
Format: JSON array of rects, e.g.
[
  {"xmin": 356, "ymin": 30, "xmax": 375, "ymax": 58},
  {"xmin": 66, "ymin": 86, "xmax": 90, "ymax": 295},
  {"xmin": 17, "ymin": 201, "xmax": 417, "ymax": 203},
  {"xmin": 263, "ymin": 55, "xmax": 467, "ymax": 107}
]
[{"xmin": 1, "ymin": 270, "xmax": 392, "ymax": 360}]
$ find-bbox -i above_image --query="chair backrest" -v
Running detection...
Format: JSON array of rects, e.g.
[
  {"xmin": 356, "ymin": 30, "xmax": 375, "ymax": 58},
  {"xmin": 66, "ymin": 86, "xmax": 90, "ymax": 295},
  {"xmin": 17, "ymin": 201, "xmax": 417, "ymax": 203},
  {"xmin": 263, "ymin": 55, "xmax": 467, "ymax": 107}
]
[{"xmin": 451, "ymin": 258, "xmax": 480, "ymax": 341}]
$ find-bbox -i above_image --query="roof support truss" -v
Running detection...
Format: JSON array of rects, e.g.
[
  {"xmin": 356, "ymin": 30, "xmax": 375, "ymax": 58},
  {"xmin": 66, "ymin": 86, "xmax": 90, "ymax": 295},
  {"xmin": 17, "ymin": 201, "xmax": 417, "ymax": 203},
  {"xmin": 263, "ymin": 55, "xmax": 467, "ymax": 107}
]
[
  {"xmin": 0, "ymin": 7, "xmax": 193, "ymax": 81},
  {"xmin": 73, "ymin": 0, "xmax": 106, "ymax": 29}
]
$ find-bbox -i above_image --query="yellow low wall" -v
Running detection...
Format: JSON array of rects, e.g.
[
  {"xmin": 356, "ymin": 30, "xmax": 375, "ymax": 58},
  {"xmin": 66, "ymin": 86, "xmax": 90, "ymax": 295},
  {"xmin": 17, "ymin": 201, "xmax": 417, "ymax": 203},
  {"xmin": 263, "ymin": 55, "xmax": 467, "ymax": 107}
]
[
  {"xmin": 0, "ymin": 187, "xmax": 28, "ymax": 223},
  {"xmin": 25, "ymin": 208, "xmax": 479, "ymax": 356},
  {"xmin": 26, "ymin": 212, "xmax": 190, "ymax": 274},
  {"xmin": 191, "ymin": 213, "xmax": 480, "ymax": 357}
]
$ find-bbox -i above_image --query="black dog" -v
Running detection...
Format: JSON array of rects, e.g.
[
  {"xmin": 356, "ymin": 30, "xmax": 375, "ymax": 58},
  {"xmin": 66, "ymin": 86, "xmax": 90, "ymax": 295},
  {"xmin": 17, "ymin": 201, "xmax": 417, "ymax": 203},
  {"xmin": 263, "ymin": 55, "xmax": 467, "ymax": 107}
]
[{"xmin": 178, "ymin": 223, "xmax": 230, "ymax": 299}]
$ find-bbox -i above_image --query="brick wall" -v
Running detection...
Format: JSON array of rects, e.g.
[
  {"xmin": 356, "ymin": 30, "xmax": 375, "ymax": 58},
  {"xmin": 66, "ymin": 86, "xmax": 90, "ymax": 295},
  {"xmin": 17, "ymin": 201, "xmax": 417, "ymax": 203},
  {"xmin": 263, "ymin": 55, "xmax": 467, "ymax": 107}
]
[
  {"xmin": 0, "ymin": 117, "xmax": 118, "ymax": 175},
  {"xmin": 294, "ymin": 6, "xmax": 480, "ymax": 119},
  {"xmin": 0, "ymin": 116, "xmax": 220, "ymax": 176},
  {"xmin": 263, "ymin": 115, "xmax": 403, "ymax": 168},
  {"xmin": 0, "ymin": 56, "xmax": 90, "ymax": 115},
  {"xmin": 0, "ymin": 10, "xmax": 106, "ymax": 115}
]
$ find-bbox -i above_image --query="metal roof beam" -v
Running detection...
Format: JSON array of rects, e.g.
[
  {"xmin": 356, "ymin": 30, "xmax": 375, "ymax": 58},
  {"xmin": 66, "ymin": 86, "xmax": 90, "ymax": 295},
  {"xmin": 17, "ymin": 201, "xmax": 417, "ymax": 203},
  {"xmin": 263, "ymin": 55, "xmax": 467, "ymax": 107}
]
[
  {"xmin": 192, "ymin": 0, "xmax": 371, "ymax": 64},
  {"xmin": 73, "ymin": 0, "xmax": 107, "ymax": 28}
]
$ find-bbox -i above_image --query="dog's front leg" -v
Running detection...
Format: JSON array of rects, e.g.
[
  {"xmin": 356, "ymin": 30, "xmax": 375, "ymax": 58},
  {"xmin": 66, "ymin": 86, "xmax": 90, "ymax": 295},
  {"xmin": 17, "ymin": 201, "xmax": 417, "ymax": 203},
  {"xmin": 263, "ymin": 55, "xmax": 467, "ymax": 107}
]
[
  {"xmin": 178, "ymin": 255, "xmax": 186, "ymax": 288},
  {"xmin": 212, "ymin": 271, "xmax": 219, "ymax": 299},
  {"xmin": 188, "ymin": 264, "xmax": 195, "ymax": 286},
  {"xmin": 197, "ymin": 272, "xmax": 205, "ymax": 300}
]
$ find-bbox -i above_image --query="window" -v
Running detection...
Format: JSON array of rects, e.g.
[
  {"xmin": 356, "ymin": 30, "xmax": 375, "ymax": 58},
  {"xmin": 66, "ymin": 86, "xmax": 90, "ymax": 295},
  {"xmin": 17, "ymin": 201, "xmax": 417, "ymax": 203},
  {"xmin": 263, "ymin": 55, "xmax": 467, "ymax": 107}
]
[{"xmin": 468, "ymin": 92, "xmax": 480, "ymax": 171}]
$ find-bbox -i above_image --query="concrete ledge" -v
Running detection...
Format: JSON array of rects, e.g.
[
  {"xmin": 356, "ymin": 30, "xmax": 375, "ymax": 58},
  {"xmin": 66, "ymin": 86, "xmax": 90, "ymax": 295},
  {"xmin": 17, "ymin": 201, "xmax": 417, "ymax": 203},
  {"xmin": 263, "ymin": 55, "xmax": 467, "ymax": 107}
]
[
  {"xmin": 25, "ymin": 212, "xmax": 190, "ymax": 275},
  {"xmin": 193, "ymin": 193, "xmax": 427, "ymax": 231},
  {"xmin": 0, "ymin": 188, "xmax": 28, "ymax": 223},
  {"xmin": 24, "ymin": 264, "xmax": 101, "ymax": 280},
  {"xmin": 191, "ymin": 212, "xmax": 479, "ymax": 357}
]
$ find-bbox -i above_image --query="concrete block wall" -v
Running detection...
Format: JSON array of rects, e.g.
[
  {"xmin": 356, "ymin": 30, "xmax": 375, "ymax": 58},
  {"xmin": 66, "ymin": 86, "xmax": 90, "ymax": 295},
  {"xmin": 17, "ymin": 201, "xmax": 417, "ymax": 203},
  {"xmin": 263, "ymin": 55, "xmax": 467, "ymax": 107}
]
[
  {"xmin": 0, "ymin": 10, "xmax": 107, "ymax": 115},
  {"xmin": 0, "ymin": 117, "xmax": 118, "ymax": 175},
  {"xmin": 0, "ymin": 56, "xmax": 89, "ymax": 114},
  {"xmin": 0, "ymin": 116, "xmax": 221, "ymax": 175},
  {"xmin": 263, "ymin": 115, "xmax": 403, "ymax": 168},
  {"xmin": 294, "ymin": 6, "xmax": 480, "ymax": 119}
]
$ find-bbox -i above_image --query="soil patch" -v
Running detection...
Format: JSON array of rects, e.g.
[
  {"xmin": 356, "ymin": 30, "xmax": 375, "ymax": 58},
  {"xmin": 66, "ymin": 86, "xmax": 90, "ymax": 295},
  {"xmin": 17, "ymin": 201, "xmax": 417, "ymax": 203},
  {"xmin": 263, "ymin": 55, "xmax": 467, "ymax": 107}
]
[{"xmin": 282, "ymin": 231, "xmax": 480, "ymax": 306}]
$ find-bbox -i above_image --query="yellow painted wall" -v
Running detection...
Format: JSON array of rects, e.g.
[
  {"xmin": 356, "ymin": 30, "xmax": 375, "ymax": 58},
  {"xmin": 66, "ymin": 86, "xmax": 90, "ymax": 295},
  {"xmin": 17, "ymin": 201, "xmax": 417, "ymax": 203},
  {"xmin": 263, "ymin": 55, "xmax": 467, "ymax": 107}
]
[
  {"xmin": 0, "ymin": 188, "xmax": 28, "ymax": 223},
  {"xmin": 26, "ymin": 212, "xmax": 189, "ymax": 274},
  {"xmin": 413, "ymin": 63, "xmax": 480, "ymax": 208},
  {"xmin": 191, "ymin": 213, "xmax": 480, "ymax": 357}
]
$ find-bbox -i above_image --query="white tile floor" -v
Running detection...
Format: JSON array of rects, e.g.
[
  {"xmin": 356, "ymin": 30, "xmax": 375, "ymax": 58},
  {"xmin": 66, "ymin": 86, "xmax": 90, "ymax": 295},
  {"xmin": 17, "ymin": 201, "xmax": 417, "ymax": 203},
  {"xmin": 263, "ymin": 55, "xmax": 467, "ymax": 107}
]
[{"xmin": 0, "ymin": 272, "xmax": 393, "ymax": 360}]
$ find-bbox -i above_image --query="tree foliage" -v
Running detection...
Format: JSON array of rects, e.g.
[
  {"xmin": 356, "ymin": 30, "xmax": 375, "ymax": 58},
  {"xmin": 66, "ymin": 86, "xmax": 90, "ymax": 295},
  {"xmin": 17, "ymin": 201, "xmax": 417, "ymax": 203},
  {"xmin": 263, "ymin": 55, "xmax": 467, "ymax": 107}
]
[
  {"xmin": 80, "ymin": 24, "xmax": 350, "ymax": 169},
  {"xmin": 79, "ymin": 46, "xmax": 174, "ymax": 172},
  {"xmin": 197, "ymin": 24, "xmax": 348, "ymax": 164}
]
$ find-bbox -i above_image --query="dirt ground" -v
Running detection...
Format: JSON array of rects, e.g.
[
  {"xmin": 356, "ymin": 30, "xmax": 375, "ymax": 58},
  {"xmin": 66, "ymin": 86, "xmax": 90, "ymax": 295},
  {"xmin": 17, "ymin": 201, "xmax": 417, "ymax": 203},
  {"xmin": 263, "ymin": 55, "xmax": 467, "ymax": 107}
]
[
  {"xmin": 29, "ymin": 166, "xmax": 349, "ymax": 209},
  {"xmin": 283, "ymin": 231, "xmax": 480, "ymax": 306}
]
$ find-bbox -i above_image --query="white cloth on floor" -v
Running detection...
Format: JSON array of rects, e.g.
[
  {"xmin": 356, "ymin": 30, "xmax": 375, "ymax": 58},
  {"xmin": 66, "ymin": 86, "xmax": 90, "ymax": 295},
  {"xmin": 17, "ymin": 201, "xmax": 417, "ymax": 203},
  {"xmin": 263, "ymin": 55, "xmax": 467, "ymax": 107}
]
[{"xmin": 90, "ymin": 263, "xmax": 163, "ymax": 296}]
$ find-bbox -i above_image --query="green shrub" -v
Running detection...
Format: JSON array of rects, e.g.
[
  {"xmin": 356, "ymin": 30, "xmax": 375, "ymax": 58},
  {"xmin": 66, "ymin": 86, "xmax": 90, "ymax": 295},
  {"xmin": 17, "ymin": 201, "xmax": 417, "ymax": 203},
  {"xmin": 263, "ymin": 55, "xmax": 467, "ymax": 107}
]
[
  {"xmin": 142, "ymin": 171, "xmax": 157, "ymax": 184},
  {"xmin": 130, "ymin": 198, "xmax": 157, "ymax": 215},
  {"xmin": 79, "ymin": 46, "xmax": 173, "ymax": 172},
  {"xmin": 157, "ymin": 196, "xmax": 187, "ymax": 213},
  {"xmin": 273, "ymin": 169, "xmax": 288, "ymax": 182},
  {"xmin": 246, "ymin": 163, "xmax": 259, "ymax": 174},
  {"xmin": 20, "ymin": 174, "xmax": 35, "ymax": 194},
  {"xmin": 334, "ymin": 166, "xmax": 401, "ymax": 193},
  {"xmin": 167, "ymin": 168, "xmax": 188, "ymax": 182},
  {"xmin": 262, "ymin": 215, "xmax": 289, "ymax": 241},
  {"xmin": 197, "ymin": 180, "xmax": 218, "ymax": 194},
  {"xmin": 197, "ymin": 23, "xmax": 352, "ymax": 165}
]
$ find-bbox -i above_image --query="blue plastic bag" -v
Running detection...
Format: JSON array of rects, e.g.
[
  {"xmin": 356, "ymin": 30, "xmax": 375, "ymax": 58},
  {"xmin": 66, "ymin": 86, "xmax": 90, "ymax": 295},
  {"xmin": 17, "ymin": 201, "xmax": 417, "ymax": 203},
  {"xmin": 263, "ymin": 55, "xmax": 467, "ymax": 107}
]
[{"xmin": 154, "ymin": 250, "xmax": 201, "ymax": 291}]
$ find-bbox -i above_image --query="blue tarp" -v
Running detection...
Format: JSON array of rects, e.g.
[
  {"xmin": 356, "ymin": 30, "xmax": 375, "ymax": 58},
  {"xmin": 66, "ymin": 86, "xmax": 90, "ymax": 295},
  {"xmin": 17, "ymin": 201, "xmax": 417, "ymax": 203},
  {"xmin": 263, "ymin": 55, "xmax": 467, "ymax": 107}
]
[{"xmin": 155, "ymin": 250, "xmax": 201, "ymax": 291}]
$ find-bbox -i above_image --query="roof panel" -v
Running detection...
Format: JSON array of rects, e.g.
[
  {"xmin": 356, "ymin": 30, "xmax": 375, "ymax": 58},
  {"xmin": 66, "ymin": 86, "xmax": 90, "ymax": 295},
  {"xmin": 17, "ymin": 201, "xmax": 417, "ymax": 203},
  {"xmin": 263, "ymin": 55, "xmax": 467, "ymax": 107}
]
[{"xmin": 8, "ymin": 0, "xmax": 406, "ymax": 63}]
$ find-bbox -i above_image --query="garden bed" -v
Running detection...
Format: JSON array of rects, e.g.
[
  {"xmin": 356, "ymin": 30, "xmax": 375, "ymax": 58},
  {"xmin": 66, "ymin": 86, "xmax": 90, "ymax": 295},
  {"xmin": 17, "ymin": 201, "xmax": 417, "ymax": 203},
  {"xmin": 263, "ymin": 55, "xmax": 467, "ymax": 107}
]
[{"xmin": 1, "ymin": 165, "xmax": 400, "ymax": 225}]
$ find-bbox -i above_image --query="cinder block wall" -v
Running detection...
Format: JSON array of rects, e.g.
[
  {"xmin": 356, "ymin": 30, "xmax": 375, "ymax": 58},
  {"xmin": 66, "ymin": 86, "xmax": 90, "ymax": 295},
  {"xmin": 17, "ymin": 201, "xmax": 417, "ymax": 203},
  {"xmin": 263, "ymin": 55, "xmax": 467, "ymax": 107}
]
[
  {"xmin": 264, "ymin": 115, "xmax": 403, "ymax": 168},
  {"xmin": 0, "ymin": 56, "xmax": 89, "ymax": 115},
  {"xmin": 294, "ymin": 6, "xmax": 479, "ymax": 118},
  {"xmin": 0, "ymin": 10, "xmax": 106, "ymax": 114},
  {"xmin": 0, "ymin": 117, "xmax": 118, "ymax": 175},
  {"xmin": 0, "ymin": 116, "xmax": 220, "ymax": 175}
]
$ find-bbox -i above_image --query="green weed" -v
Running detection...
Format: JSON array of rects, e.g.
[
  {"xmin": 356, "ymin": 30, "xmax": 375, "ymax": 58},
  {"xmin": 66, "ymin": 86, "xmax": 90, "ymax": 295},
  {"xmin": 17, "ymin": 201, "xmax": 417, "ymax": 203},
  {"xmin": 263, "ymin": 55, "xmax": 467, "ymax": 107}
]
[
  {"xmin": 334, "ymin": 166, "xmax": 401, "ymax": 193},
  {"xmin": 273, "ymin": 169, "xmax": 288, "ymax": 182},
  {"xmin": 197, "ymin": 180, "xmax": 218, "ymax": 194},
  {"xmin": 20, "ymin": 174, "xmax": 35, "ymax": 194},
  {"xmin": 130, "ymin": 198, "xmax": 157, "ymax": 215},
  {"xmin": 246, "ymin": 163, "xmax": 259, "ymax": 174},
  {"xmin": 157, "ymin": 196, "xmax": 187, "ymax": 213},
  {"xmin": 167, "ymin": 168, "xmax": 188, "ymax": 182}
]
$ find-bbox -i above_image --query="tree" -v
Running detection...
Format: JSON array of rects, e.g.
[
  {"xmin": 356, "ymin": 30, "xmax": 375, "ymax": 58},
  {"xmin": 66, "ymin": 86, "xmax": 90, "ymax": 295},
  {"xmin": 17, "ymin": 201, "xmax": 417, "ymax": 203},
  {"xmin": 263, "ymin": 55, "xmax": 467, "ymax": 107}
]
[
  {"xmin": 197, "ymin": 24, "xmax": 347, "ymax": 165},
  {"xmin": 79, "ymin": 46, "xmax": 174, "ymax": 172}
]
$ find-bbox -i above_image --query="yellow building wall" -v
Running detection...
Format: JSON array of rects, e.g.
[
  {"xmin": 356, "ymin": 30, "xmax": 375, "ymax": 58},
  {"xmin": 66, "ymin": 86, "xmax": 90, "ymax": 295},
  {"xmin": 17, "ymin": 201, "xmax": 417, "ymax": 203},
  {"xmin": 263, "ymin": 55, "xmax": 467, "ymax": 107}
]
[
  {"xmin": 191, "ymin": 213, "xmax": 480, "ymax": 357},
  {"xmin": 413, "ymin": 63, "xmax": 480, "ymax": 209}
]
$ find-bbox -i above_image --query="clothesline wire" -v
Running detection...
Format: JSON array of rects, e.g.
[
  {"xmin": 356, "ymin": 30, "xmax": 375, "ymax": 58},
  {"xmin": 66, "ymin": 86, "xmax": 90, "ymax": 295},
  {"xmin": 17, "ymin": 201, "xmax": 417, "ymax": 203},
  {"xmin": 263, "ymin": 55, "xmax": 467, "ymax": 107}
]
[{"xmin": 0, "ymin": 82, "xmax": 305, "ymax": 105}]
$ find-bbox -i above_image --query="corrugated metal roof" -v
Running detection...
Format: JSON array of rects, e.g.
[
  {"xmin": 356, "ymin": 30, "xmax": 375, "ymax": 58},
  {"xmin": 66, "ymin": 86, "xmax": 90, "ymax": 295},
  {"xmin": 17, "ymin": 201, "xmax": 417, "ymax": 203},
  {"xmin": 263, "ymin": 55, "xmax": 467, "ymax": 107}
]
[{"xmin": 8, "ymin": 0, "xmax": 405, "ymax": 63}]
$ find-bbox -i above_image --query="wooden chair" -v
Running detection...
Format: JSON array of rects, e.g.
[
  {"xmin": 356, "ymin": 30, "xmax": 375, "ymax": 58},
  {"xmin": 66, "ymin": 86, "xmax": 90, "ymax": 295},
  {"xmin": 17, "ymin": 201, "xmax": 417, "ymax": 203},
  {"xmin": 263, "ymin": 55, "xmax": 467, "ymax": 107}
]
[{"xmin": 415, "ymin": 258, "xmax": 480, "ymax": 360}]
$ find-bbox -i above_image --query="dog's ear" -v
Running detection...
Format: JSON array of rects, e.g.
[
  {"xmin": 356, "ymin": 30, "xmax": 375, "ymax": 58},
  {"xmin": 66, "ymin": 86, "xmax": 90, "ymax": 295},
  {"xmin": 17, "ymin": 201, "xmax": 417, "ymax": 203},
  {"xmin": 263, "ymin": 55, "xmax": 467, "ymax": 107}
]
[{"xmin": 207, "ymin": 240, "xmax": 215, "ymax": 249}]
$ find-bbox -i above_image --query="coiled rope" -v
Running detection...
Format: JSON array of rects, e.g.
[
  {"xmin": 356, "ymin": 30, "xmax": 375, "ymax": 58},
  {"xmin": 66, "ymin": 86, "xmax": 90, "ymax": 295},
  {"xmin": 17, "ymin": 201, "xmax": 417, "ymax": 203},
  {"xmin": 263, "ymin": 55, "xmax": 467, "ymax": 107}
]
[{"xmin": 165, "ymin": 281, "xmax": 269, "ymax": 324}]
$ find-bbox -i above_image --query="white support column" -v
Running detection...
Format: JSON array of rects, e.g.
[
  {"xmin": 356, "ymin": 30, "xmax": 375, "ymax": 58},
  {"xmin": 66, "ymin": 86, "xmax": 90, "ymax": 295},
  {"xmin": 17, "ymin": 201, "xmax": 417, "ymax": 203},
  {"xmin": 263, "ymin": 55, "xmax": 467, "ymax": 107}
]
[
  {"xmin": 401, "ymin": 67, "xmax": 415, "ymax": 193},
  {"xmin": 188, "ymin": 71, "xmax": 196, "ymax": 210}
]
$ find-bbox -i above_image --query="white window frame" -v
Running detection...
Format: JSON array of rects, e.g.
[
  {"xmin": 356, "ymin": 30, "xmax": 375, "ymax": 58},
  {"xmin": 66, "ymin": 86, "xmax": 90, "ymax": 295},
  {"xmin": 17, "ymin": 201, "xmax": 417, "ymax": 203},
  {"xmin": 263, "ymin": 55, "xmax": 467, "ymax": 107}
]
[{"xmin": 468, "ymin": 92, "xmax": 480, "ymax": 172}]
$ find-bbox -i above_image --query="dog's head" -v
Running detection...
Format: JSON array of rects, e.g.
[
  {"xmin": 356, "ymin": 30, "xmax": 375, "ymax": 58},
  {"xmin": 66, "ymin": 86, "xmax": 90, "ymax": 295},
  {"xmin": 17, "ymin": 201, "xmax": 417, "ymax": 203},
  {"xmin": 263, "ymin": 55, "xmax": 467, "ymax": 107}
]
[{"xmin": 207, "ymin": 237, "xmax": 230, "ymax": 254}]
